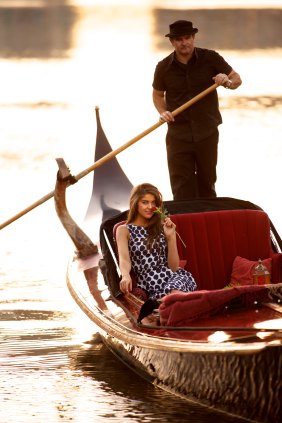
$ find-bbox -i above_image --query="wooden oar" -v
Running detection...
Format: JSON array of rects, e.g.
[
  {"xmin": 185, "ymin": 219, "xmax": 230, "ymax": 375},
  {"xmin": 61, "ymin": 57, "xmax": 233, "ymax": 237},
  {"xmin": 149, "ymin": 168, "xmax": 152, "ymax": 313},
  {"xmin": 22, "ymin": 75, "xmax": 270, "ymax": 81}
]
[{"xmin": 0, "ymin": 83, "xmax": 218, "ymax": 230}]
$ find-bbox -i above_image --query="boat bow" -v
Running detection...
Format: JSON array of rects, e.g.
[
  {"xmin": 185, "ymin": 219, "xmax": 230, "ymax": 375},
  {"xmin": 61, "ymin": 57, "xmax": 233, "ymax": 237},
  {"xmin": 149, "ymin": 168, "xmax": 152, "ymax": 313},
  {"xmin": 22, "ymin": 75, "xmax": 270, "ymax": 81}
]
[{"xmin": 54, "ymin": 158, "xmax": 98, "ymax": 258}]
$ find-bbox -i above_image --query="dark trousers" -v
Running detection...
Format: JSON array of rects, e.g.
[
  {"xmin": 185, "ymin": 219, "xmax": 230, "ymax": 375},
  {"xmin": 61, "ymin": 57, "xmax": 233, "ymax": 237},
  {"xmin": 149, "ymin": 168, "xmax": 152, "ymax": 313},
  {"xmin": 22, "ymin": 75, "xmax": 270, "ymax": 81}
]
[{"xmin": 166, "ymin": 127, "xmax": 219, "ymax": 200}]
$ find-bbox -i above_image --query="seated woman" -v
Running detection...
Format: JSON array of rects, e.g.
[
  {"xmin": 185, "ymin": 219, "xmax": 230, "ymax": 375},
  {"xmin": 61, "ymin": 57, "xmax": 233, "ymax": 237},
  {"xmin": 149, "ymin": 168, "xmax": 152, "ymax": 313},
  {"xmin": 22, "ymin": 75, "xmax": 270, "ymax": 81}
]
[{"xmin": 116, "ymin": 183, "xmax": 197, "ymax": 303}]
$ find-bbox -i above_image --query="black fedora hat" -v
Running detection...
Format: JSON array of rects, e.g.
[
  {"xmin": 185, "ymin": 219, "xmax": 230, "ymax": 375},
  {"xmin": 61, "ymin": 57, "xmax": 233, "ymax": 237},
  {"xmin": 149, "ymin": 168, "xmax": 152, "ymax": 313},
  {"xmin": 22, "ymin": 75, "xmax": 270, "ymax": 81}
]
[{"xmin": 165, "ymin": 20, "xmax": 198, "ymax": 37}]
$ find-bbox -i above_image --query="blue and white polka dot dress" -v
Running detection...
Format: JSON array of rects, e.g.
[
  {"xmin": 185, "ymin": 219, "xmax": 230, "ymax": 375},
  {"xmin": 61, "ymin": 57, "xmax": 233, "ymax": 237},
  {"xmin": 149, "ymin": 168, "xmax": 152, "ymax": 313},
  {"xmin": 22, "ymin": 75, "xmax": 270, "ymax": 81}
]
[{"xmin": 127, "ymin": 224, "xmax": 197, "ymax": 299}]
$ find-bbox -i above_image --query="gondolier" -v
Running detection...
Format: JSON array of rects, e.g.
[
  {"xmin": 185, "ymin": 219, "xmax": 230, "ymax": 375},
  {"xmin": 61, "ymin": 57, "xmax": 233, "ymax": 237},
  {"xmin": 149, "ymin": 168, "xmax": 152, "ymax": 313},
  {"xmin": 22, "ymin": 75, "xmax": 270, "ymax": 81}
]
[{"xmin": 152, "ymin": 19, "xmax": 242, "ymax": 200}]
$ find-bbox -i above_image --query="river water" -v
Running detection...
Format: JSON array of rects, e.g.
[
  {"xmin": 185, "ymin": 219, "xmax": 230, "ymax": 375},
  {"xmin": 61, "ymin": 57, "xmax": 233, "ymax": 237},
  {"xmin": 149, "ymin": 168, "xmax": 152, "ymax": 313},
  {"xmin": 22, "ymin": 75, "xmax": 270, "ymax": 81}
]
[{"xmin": 0, "ymin": 1, "xmax": 281, "ymax": 422}]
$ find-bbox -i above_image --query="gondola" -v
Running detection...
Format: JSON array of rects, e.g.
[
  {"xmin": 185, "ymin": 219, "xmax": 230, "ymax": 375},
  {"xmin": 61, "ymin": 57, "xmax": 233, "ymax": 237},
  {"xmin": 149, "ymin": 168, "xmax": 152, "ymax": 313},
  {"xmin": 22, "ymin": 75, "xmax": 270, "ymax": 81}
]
[{"xmin": 53, "ymin": 111, "xmax": 282, "ymax": 423}]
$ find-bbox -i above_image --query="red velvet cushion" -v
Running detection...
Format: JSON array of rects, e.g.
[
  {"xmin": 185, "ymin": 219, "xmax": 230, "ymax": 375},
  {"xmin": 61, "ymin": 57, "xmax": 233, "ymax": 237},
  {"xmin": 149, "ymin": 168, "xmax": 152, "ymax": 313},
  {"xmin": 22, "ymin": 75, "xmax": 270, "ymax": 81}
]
[
  {"xmin": 229, "ymin": 256, "xmax": 272, "ymax": 287},
  {"xmin": 159, "ymin": 285, "xmax": 271, "ymax": 326},
  {"xmin": 171, "ymin": 210, "xmax": 274, "ymax": 290}
]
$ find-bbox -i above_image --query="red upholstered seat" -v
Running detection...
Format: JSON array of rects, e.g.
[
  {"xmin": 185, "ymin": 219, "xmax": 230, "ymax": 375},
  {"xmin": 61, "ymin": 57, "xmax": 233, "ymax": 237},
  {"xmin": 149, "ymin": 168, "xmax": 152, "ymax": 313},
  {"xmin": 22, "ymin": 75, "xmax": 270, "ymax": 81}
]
[
  {"xmin": 112, "ymin": 210, "xmax": 282, "ymax": 294},
  {"xmin": 171, "ymin": 209, "xmax": 282, "ymax": 290}
]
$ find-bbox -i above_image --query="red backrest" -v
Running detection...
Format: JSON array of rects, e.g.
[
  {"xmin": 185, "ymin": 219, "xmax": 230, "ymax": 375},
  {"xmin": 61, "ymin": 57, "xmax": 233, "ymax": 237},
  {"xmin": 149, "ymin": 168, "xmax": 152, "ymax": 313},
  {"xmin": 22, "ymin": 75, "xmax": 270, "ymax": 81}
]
[
  {"xmin": 112, "ymin": 210, "xmax": 281, "ymax": 292},
  {"xmin": 171, "ymin": 209, "xmax": 280, "ymax": 290}
]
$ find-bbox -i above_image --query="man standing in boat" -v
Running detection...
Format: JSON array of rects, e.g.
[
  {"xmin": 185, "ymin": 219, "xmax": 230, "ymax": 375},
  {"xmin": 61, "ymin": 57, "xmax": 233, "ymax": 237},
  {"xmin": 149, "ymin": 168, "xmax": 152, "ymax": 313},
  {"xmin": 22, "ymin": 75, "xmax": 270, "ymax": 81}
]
[{"xmin": 152, "ymin": 20, "xmax": 242, "ymax": 200}]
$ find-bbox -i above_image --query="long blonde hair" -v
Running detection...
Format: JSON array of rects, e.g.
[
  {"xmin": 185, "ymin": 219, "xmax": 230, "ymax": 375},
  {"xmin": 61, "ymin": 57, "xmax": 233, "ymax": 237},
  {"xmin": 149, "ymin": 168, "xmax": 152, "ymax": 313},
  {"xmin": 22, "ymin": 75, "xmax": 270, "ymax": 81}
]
[{"xmin": 127, "ymin": 183, "xmax": 164, "ymax": 249}]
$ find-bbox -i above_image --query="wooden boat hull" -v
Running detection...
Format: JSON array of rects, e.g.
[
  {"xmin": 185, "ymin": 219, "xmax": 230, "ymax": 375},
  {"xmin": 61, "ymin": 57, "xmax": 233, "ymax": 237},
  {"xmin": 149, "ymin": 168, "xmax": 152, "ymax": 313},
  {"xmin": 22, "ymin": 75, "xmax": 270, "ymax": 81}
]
[
  {"xmin": 67, "ymin": 254, "xmax": 282, "ymax": 423},
  {"xmin": 104, "ymin": 336, "xmax": 281, "ymax": 423},
  {"xmin": 56, "ymin": 158, "xmax": 282, "ymax": 423}
]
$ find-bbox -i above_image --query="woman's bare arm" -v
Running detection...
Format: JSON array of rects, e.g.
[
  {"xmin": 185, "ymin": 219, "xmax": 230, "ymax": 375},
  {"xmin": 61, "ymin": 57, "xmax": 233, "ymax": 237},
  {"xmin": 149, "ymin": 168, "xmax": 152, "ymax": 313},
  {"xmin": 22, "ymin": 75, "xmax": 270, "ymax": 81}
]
[
  {"xmin": 116, "ymin": 225, "xmax": 132, "ymax": 294},
  {"xmin": 163, "ymin": 218, "xmax": 179, "ymax": 272}
]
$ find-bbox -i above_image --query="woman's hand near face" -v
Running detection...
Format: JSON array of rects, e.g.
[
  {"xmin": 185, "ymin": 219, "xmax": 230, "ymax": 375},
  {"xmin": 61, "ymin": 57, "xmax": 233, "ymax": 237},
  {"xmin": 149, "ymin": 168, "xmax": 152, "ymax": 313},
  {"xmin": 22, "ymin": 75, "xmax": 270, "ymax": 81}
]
[
  {"xmin": 163, "ymin": 217, "xmax": 176, "ymax": 240},
  {"xmin": 163, "ymin": 217, "xmax": 179, "ymax": 271}
]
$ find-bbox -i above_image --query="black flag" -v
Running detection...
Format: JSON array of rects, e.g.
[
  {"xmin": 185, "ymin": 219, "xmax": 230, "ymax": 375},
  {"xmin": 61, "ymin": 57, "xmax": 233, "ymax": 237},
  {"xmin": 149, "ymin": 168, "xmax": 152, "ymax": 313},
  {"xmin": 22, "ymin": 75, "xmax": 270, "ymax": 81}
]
[{"xmin": 85, "ymin": 107, "xmax": 133, "ymax": 223}]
